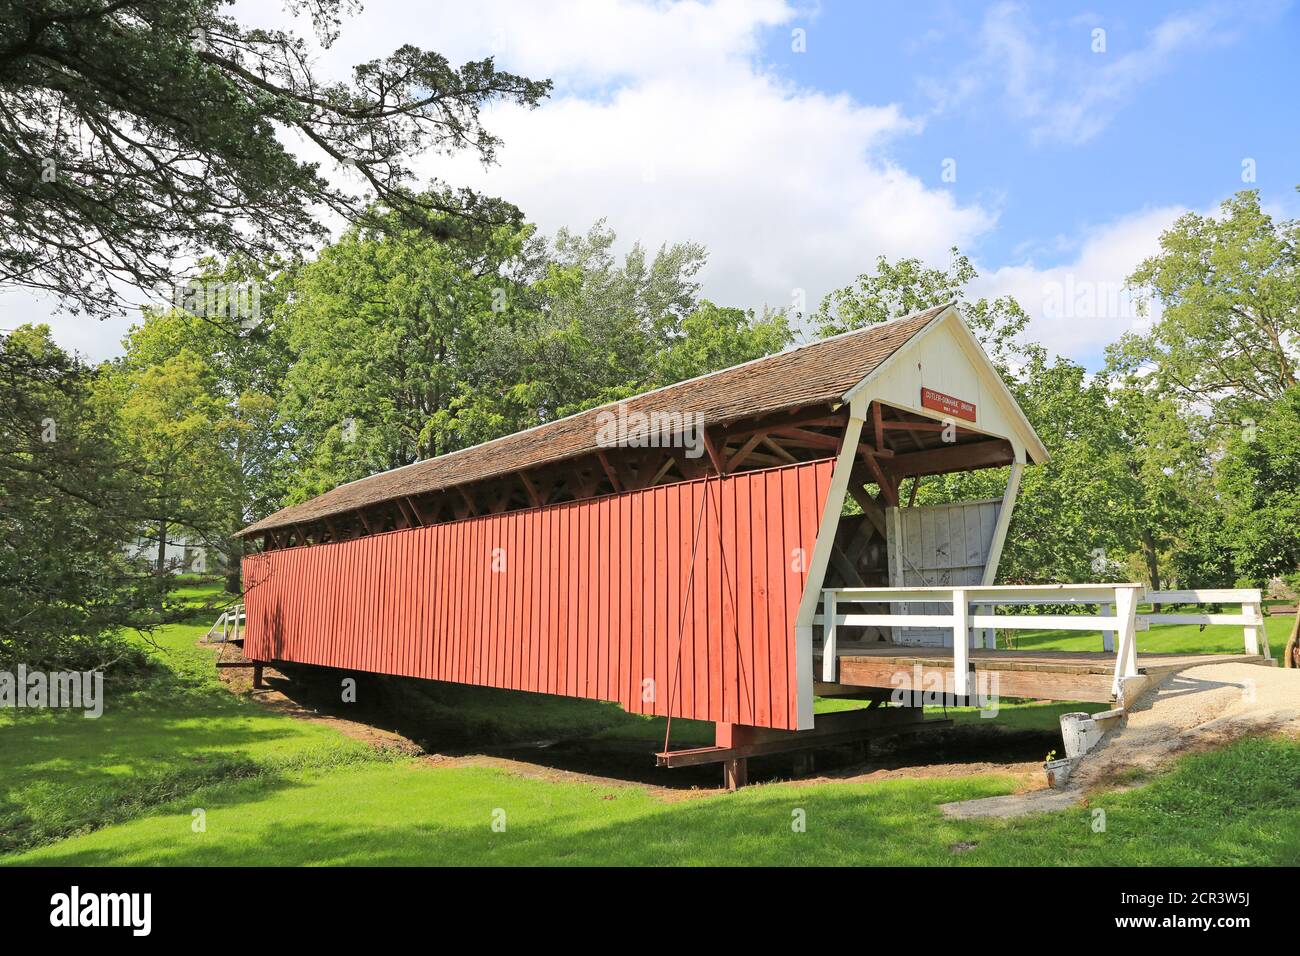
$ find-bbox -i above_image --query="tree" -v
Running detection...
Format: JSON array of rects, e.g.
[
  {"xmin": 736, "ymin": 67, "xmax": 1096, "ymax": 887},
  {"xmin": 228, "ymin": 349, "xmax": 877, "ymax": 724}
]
[
  {"xmin": 278, "ymin": 206, "xmax": 536, "ymax": 500},
  {"xmin": 119, "ymin": 256, "xmax": 295, "ymax": 590},
  {"xmin": 652, "ymin": 300, "xmax": 792, "ymax": 387},
  {"xmin": 0, "ymin": 325, "xmax": 167, "ymax": 670},
  {"xmin": 504, "ymin": 220, "xmax": 711, "ymax": 419},
  {"xmin": 1218, "ymin": 386, "xmax": 1300, "ymax": 582},
  {"xmin": 814, "ymin": 247, "xmax": 1032, "ymax": 372},
  {"xmin": 276, "ymin": 215, "xmax": 791, "ymax": 502},
  {"xmin": 1112, "ymin": 189, "xmax": 1300, "ymax": 423},
  {"xmin": 98, "ymin": 347, "xmax": 241, "ymax": 580},
  {"xmin": 1103, "ymin": 379, "xmax": 1207, "ymax": 590},
  {"xmin": 0, "ymin": 0, "xmax": 550, "ymax": 317}
]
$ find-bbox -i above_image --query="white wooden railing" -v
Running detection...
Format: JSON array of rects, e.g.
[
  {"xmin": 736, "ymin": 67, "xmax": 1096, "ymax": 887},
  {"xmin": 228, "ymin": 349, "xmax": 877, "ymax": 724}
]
[
  {"xmin": 205, "ymin": 604, "xmax": 246, "ymax": 644},
  {"xmin": 815, "ymin": 584, "xmax": 1267, "ymax": 699}
]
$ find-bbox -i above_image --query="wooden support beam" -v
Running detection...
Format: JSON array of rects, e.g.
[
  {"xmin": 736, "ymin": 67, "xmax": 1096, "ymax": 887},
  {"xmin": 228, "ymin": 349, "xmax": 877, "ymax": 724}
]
[
  {"xmin": 651, "ymin": 455, "xmax": 677, "ymax": 485},
  {"xmin": 596, "ymin": 450, "xmax": 622, "ymax": 493},
  {"xmin": 882, "ymin": 439, "xmax": 1014, "ymax": 479},
  {"xmin": 702, "ymin": 427, "xmax": 727, "ymax": 475},
  {"xmin": 724, "ymin": 409, "xmax": 846, "ymax": 440},
  {"xmin": 518, "ymin": 471, "xmax": 543, "ymax": 509},
  {"xmin": 396, "ymin": 498, "xmax": 420, "ymax": 528},
  {"xmin": 860, "ymin": 450, "xmax": 898, "ymax": 507},
  {"xmin": 760, "ymin": 435, "xmax": 798, "ymax": 464},
  {"xmin": 872, "ymin": 400, "xmax": 885, "ymax": 453},
  {"xmin": 829, "ymin": 542, "xmax": 868, "ymax": 588},
  {"xmin": 878, "ymin": 419, "xmax": 975, "ymax": 434},
  {"xmin": 725, "ymin": 431, "xmax": 766, "ymax": 471},
  {"xmin": 456, "ymin": 486, "xmax": 479, "ymax": 517},
  {"xmin": 847, "ymin": 476, "xmax": 888, "ymax": 537},
  {"xmin": 771, "ymin": 427, "xmax": 841, "ymax": 450}
]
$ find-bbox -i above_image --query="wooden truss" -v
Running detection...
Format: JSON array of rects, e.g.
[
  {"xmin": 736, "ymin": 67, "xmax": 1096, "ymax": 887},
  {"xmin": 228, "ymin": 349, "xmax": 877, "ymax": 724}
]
[{"xmin": 259, "ymin": 402, "xmax": 1016, "ymax": 553}]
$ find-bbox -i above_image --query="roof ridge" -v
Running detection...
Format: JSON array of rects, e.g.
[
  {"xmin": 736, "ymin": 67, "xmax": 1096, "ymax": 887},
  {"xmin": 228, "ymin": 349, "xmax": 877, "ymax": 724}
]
[
  {"xmin": 323, "ymin": 302, "xmax": 953, "ymax": 494},
  {"xmin": 241, "ymin": 301, "xmax": 953, "ymax": 535}
]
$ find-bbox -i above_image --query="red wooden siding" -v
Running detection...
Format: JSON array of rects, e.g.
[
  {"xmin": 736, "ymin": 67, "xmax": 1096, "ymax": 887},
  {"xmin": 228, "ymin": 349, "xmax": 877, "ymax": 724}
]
[{"xmin": 241, "ymin": 458, "xmax": 834, "ymax": 730}]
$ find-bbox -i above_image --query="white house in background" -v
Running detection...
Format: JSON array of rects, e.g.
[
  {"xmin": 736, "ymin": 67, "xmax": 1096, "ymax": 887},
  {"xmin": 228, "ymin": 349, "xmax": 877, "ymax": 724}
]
[{"xmin": 123, "ymin": 533, "xmax": 214, "ymax": 574}]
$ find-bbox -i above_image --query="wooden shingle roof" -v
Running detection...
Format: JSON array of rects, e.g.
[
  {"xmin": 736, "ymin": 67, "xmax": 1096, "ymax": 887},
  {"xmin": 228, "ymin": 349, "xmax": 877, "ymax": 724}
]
[{"xmin": 239, "ymin": 303, "xmax": 950, "ymax": 536}]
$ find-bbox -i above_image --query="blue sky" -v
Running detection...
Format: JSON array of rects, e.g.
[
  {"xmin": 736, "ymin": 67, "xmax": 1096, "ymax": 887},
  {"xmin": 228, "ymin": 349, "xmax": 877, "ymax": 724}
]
[
  {"xmin": 762, "ymin": 1, "xmax": 1299, "ymax": 273},
  {"xmin": 15, "ymin": 0, "xmax": 1300, "ymax": 368}
]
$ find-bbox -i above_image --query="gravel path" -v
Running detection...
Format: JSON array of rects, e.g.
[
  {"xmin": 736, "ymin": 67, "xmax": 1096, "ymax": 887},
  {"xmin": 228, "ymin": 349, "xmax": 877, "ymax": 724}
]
[{"xmin": 942, "ymin": 662, "xmax": 1300, "ymax": 819}]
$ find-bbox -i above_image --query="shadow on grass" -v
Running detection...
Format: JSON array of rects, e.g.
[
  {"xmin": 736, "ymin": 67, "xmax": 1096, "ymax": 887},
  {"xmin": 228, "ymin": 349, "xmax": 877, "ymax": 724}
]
[
  {"xmin": 20, "ymin": 736, "xmax": 1300, "ymax": 866},
  {"xmin": 0, "ymin": 707, "xmax": 379, "ymax": 855},
  {"xmin": 258, "ymin": 666, "xmax": 1060, "ymax": 790}
]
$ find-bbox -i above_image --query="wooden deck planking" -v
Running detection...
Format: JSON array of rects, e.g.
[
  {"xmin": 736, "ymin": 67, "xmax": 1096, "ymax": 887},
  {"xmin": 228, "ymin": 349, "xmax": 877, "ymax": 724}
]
[{"xmin": 830, "ymin": 647, "xmax": 1270, "ymax": 704}]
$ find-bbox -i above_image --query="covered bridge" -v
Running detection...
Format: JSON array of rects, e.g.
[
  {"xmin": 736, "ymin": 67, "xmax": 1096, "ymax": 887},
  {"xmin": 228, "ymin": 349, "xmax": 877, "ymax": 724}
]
[{"xmin": 238, "ymin": 303, "xmax": 1058, "ymax": 778}]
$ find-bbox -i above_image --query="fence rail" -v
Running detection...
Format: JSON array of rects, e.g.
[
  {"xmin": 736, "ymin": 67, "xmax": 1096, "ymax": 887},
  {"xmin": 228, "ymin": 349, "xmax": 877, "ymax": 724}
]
[
  {"xmin": 204, "ymin": 604, "xmax": 246, "ymax": 644},
  {"xmin": 815, "ymin": 584, "xmax": 1266, "ymax": 699}
]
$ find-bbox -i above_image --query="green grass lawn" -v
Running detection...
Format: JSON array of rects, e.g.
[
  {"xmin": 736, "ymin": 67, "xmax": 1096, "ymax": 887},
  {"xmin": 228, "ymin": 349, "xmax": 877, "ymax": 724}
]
[
  {"xmin": 3, "ymin": 582, "xmax": 1297, "ymax": 866},
  {"xmin": 1004, "ymin": 602, "xmax": 1295, "ymax": 663}
]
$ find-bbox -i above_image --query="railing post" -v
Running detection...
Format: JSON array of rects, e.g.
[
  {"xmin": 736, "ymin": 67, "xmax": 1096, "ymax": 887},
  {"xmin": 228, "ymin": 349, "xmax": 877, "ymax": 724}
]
[
  {"xmin": 1100, "ymin": 601, "xmax": 1114, "ymax": 652},
  {"xmin": 1110, "ymin": 586, "xmax": 1138, "ymax": 699},
  {"xmin": 1243, "ymin": 598, "xmax": 1263, "ymax": 657},
  {"xmin": 952, "ymin": 588, "xmax": 969, "ymax": 699},
  {"xmin": 821, "ymin": 590, "xmax": 837, "ymax": 682}
]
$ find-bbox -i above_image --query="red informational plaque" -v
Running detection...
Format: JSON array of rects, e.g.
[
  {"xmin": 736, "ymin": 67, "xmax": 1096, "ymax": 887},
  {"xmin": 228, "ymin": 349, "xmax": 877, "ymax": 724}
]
[{"xmin": 920, "ymin": 387, "xmax": 976, "ymax": 422}]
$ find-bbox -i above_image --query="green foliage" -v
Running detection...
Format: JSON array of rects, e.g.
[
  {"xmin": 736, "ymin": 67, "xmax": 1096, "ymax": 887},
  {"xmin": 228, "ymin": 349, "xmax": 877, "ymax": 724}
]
[
  {"xmin": 119, "ymin": 258, "xmax": 299, "ymax": 586},
  {"xmin": 1218, "ymin": 386, "xmax": 1300, "ymax": 580},
  {"xmin": 815, "ymin": 247, "xmax": 1031, "ymax": 371},
  {"xmin": 277, "ymin": 216, "xmax": 791, "ymax": 501},
  {"xmin": 653, "ymin": 301, "xmax": 792, "ymax": 387},
  {"xmin": 1, "ymin": 0, "xmax": 550, "ymax": 317},
  {"xmin": 0, "ymin": 326, "xmax": 169, "ymax": 670},
  {"xmin": 1169, "ymin": 510, "xmax": 1239, "ymax": 590},
  {"xmin": 1113, "ymin": 189, "xmax": 1300, "ymax": 423},
  {"xmin": 97, "ymin": 342, "xmax": 241, "ymax": 578},
  {"xmin": 278, "ymin": 209, "xmax": 537, "ymax": 500}
]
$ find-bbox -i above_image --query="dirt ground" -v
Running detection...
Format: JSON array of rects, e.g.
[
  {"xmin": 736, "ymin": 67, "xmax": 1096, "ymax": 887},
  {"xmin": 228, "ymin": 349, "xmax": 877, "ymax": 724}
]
[
  {"xmin": 216, "ymin": 640, "xmax": 1300, "ymax": 809},
  {"xmin": 212, "ymin": 643, "xmax": 1055, "ymax": 797}
]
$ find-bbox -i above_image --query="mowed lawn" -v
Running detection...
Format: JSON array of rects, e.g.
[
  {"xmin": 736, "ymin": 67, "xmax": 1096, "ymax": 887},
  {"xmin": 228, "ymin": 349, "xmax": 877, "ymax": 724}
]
[{"xmin": 3, "ymin": 585, "xmax": 1298, "ymax": 866}]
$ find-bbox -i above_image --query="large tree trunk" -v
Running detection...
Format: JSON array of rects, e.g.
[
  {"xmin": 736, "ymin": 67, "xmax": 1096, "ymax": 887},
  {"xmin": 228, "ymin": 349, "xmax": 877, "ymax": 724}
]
[
  {"xmin": 1140, "ymin": 527, "xmax": 1162, "ymax": 612},
  {"xmin": 225, "ymin": 525, "xmax": 243, "ymax": 594},
  {"xmin": 155, "ymin": 518, "xmax": 168, "ymax": 574}
]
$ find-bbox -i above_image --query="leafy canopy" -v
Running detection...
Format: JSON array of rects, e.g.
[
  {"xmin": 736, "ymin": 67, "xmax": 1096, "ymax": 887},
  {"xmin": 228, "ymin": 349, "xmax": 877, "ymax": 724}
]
[
  {"xmin": 1112, "ymin": 189, "xmax": 1300, "ymax": 422},
  {"xmin": 0, "ymin": 0, "xmax": 550, "ymax": 316}
]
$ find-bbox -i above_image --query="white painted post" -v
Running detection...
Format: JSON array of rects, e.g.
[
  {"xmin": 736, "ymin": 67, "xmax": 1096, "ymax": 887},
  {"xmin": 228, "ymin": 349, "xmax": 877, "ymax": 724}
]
[
  {"xmin": 952, "ymin": 588, "xmax": 969, "ymax": 699},
  {"xmin": 1243, "ymin": 599, "xmax": 1263, "ymax": 657},
  {"xmin": 1110, "ymin": 587, "xmax": 1138, "ymax": 699},
  {"xmin": 822, "ymin": 590, "xmax": 838, "ymax": 682},
  {"xmin": 1101, "ymin": 601, "xmax": 1114, "ymax": 652},
  {"xmin": 793, "ymin": 411, "xmax": 864, "ymax": 731}
]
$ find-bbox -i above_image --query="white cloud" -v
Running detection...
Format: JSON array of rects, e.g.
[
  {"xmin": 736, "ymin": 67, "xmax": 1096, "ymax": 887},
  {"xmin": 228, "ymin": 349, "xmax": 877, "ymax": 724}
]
[
  {"xmin": 411, "ymin": 0, "xmax": 993, "ymax": 327},
  {"xmin": 11, "ymin": 0, "xmax": 995, "ymax": 361},
  {"xmin": 936, "ymin": 1, "xmax": 1284, "ymax": 145},
  {"xmin": 972, "ymin": 205, "xmax": 1184, "ymax": 359}
]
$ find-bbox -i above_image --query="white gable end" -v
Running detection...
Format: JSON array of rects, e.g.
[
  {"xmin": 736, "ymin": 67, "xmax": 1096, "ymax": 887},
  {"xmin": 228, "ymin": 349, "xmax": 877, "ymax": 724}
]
[{"xmin": 844, "ymin": 307, "xmax": 1048, "ymax": 465}]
